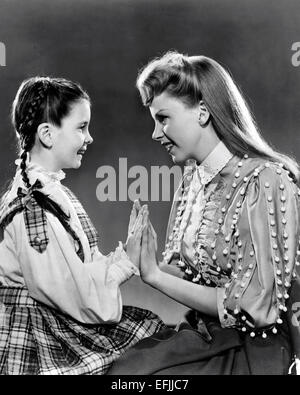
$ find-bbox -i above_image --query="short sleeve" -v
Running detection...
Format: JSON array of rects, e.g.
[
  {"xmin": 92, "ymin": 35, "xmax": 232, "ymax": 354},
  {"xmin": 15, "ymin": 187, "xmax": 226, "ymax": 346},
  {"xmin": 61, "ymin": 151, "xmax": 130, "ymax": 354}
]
[{"xmin": 218, "ymin": 164, "xmax": 300, "ymax": 335}]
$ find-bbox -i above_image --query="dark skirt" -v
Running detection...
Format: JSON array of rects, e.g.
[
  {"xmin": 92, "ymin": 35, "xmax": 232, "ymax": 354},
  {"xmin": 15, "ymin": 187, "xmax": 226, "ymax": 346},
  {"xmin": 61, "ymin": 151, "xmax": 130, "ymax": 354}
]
[
  {"xmin": 0, "ymin": 287, "xmax": 166, "ymax": 375},
  {"xmin": 107, "ymin": 312, "xmax": 292, "ymax": 375}
]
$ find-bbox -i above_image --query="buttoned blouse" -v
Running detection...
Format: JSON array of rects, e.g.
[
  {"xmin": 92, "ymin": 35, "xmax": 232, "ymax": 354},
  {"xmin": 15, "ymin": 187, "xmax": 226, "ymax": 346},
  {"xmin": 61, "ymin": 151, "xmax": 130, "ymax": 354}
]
[
  {"xmin": 0, "ymin": 161, "xmax": 138, "ymax": 324},
  {"xmin": 163, "ymin": 142, "xmax": 300, "ymax": 336}
]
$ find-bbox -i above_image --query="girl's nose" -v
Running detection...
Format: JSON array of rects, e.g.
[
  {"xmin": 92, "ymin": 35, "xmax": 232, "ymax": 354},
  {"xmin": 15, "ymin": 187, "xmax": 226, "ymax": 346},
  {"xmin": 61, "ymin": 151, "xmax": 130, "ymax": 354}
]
[
  {"xmin": 86, "ymin": 130, "xmax": 93, "ymax": 145},
  {"xmin": 152, "ymin": 124, "xmax": 164, "ymax": 141}
]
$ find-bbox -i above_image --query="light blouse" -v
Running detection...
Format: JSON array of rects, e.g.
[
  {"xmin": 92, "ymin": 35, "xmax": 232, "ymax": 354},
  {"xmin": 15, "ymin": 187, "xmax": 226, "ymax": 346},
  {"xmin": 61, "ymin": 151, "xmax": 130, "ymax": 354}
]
[
  {"xmin": 0, "ymin": 161, "xmax": 138, "ymax": 324},
  {"xmin": 163, "ymin": 142, "xmax": 300, "ymax": 335}
]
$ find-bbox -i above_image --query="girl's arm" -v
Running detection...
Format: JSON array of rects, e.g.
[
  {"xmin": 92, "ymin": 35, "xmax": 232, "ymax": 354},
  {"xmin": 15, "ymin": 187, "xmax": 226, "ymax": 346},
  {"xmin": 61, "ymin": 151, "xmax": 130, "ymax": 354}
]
[
  {"xmin": 7, "ymin": 208, "xmax": 143, "ymax": 325},
  {"xmin": 140, "ymin": 212, "xmax": 218, "ymax": 318}
]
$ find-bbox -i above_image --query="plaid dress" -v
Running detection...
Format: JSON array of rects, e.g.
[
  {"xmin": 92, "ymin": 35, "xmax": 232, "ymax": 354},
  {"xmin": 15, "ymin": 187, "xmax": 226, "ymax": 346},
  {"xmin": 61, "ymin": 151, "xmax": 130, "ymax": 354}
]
[{"xmin": 0, "ymin": 177, "xmax": 165, "ymax": 375}]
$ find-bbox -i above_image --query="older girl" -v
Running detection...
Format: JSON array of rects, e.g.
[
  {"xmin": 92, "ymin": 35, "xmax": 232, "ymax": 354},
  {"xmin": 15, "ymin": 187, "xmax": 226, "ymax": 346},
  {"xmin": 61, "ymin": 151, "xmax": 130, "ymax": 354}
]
[{"xmin": 109, "ymin": 51, "xmax": 300, "ymax": 375}]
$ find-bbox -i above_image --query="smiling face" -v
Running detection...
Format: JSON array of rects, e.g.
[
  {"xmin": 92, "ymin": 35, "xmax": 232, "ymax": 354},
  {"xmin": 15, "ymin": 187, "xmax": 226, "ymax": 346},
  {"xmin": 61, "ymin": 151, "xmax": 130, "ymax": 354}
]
[
  {"xmin": 51, "ymin": 99, "xmax": 92, "ymax": 170},
  {"xmin": 149, "ymin": 92, "xmax": 202, "ymax": 164}
]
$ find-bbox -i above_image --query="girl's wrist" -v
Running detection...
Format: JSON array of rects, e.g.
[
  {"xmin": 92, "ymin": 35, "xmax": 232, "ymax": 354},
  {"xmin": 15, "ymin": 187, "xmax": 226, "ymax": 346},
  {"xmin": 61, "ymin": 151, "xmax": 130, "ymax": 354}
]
[{"xmin": 143, "ymin": 266, "xmax": 162, "ymax": 287}]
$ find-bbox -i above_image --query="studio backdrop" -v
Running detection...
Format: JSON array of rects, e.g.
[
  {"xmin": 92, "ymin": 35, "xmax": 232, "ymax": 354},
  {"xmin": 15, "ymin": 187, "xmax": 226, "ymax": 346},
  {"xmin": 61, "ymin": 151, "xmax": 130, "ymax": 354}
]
[{"xmin": 0, "ymin": 0, "xmax": 299, "ymax": 323}]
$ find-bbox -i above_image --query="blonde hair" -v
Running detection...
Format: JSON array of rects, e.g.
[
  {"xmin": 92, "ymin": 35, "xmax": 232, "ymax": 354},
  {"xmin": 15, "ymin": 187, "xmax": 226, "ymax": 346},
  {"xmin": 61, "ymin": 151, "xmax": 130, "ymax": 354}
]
[{"xmin": 137, "ymin": 51, "xmax": 299, "ymax": 182}]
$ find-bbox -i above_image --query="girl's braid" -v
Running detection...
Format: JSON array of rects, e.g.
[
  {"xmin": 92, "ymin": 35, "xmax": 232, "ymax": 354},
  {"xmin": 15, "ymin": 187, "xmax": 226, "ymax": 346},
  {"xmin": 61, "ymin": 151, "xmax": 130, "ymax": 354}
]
[{"xmin": 19, "ymin": 80, "xmax": 49, "ymax": 189}]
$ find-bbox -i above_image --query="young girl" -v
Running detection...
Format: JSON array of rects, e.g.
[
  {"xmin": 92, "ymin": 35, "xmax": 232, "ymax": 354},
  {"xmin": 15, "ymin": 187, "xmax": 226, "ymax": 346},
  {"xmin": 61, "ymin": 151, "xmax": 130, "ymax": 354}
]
[
  {"xmin": 108, "ymin": 51, "xmax": 300, "ymax": 375},
  {"xmin": 0, "ymin": 76, "xmax": 165, "ymax": 375}
]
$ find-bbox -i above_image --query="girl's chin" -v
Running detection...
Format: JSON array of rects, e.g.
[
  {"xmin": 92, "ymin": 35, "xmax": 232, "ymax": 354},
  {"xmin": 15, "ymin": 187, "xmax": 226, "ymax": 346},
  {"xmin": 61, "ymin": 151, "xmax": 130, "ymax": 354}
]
[{"xmin": 170, "ymin": 150, "xmax": 186, "ymax": 164}]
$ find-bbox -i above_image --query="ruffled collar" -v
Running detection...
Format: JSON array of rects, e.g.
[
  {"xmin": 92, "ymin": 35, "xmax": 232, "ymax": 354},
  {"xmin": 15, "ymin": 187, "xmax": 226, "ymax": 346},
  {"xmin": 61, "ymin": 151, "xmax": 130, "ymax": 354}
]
[
  {"xmin": 186, "ymin": 141, "xmax": 233, "ymax": 186},
  {"xmin": 15, "ymin": 158, "xmax": 66, "ymax": 184}
]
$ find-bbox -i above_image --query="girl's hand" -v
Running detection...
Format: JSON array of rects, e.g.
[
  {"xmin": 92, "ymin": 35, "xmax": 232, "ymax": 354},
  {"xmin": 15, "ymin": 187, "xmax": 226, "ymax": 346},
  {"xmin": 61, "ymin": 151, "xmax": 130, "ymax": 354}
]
[
  {"xmin": 126, "ymin": 205, "xmax": 146, "ymax": 269},
  {"xmin": 127, "ymin": 199, "xmax": 141, "ymax": 243},
  {"xmin": 140, "ymin": 211, "xmax": 160, "ymax": 284},
  {"xmin": 127, "ymin": 199, "xmax": 158, "ymax": 252}
]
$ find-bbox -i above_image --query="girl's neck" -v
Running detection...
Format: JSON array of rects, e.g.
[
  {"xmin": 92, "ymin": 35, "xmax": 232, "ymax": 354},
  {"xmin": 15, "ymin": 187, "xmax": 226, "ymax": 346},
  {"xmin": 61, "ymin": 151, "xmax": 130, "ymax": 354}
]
[
  {"xmin": 29, "ymin": 151, "xmax": 62, "ymax": 173},
  {"xmin": 193, "ymin": 123, "xmax": 221, "ymax": 164}
]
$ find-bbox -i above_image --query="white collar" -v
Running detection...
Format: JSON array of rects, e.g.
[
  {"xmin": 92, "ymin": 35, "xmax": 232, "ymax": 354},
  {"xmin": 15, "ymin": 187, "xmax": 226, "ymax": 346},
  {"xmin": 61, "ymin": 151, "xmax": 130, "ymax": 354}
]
[
  {"xmin": 187, "ymin": 141, "xmax": 233, "ymax": 186},
  {"xmin": 15, "ymin": 158, "xmax": 66, "ymax": 185}
]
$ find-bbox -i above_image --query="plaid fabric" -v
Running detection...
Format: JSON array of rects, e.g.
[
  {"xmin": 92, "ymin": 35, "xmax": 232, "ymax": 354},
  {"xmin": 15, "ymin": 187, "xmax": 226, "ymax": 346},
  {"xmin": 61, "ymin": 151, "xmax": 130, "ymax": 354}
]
[
  {"xmin": 0, "ymin": 183, "xmax": 94, "ymax": 261},
  {"xmin": 23, "ymin": 195, "xmax": 49, "ymax": 253},
  {"xmin": 0, "ymin": 184, "xmax": 49, "ymax": 253},
  {"xmin": 62, "ymin": 186, "xmax": 99, "ymax": 250},
  {"xmin": 0, "ymin": 286, "xmax": 166, "ymax": 375}
]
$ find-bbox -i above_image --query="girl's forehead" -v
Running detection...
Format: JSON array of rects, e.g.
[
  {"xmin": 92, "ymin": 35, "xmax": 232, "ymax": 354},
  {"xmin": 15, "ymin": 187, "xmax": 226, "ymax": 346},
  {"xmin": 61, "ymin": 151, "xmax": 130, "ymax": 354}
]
[
  {"xmin": 151, "ymin": 93, "xmax": 184, "ymax": 112},
  {"xmin": 68, "ymin": 99, "xmax": 91, "ymax": 121}
]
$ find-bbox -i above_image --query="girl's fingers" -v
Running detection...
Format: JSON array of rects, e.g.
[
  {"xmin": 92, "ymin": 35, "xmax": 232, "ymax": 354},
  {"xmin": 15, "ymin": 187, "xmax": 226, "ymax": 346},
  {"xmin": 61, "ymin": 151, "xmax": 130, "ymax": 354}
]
[
  {"xmin": 141, "ymin": 218, "xmax": 148, "ymax": 256},
  {"xmin": 131, "ymin": 205, "xmax": 148, "ymax": 239},
  {"xmin": 128, "ymin": 204, "xmax": 137, "ymax": 231},
  {"xmin": 134, "ymin": 199, "xmax": 142, "ymax": 211}
]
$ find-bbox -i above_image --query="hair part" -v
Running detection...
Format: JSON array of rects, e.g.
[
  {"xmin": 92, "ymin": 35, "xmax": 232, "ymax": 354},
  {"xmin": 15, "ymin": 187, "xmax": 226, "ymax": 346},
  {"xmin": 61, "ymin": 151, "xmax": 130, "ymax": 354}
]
[{"xmin": 136, "ymin": 51, "xmax": 300, "ymax": 182}]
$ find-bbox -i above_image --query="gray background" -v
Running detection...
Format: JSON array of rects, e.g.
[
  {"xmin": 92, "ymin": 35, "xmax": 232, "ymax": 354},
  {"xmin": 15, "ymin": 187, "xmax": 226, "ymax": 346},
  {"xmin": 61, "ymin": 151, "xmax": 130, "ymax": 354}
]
[{"xmin": 0, "ymin": 0, "xmax": 299, "ymax": 323}]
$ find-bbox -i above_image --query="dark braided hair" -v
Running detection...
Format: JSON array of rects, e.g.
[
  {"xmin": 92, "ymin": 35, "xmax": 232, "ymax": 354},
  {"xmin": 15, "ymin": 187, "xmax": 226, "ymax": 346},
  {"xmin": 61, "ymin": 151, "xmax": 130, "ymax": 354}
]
[
  {"xmin": 12, "ymin": 76, "xmax": 90, "ymax": 189},
  {"xmin": 0, "ymin": 77, "xmax": 91, "ymax": 224}
]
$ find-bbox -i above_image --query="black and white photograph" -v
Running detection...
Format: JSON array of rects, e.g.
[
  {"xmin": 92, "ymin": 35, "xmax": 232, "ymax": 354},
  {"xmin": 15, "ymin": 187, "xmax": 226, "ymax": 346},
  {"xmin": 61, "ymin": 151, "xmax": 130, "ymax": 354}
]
[{"xmin": 0, "ymin": 0, "xmax": 299, "ymax": 377}]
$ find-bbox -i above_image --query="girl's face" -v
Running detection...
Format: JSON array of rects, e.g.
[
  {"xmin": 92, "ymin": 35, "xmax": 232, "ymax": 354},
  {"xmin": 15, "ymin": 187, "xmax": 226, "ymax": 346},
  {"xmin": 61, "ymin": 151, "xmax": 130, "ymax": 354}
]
[
  {"xmin": 149, "ymin": 92, "xmax": 202, "ymax": 164},
  {"xmin": 51, "ymin": 99, "xmax": 92, "ymax": 170}
]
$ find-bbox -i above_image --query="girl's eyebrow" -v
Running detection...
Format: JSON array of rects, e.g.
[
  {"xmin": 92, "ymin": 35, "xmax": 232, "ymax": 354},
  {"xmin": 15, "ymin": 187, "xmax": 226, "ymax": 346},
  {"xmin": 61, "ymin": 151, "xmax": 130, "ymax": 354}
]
[
  {"xmin": 154, "ymin": 109, "xmax": 168, "ymax": 119},
  {"xmin": 156, "ymin": 109, "xmax": 168, "ymax": 114},
  {"xmin": 77, "ymin": 121, "xmax": 89, "ymax": 126}
]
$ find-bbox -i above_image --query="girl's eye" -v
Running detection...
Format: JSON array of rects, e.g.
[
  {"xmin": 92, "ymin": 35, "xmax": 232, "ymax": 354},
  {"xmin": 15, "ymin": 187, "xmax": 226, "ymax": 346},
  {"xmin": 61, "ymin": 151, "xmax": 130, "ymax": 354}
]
[{"xmin": 157, "ymin": 116, "xmax": 167, "ymax": 125}]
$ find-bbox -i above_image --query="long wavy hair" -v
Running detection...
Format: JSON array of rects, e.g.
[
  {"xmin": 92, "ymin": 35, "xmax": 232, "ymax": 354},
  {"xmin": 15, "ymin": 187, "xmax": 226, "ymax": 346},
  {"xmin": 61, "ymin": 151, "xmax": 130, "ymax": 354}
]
[{"xmin": 136, "ymin": 51, "xmax": 299, "ymax": 182}]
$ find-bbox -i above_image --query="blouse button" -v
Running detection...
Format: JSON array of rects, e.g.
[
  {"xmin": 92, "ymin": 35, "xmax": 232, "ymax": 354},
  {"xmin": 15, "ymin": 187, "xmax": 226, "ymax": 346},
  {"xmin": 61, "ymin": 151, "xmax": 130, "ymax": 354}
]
[{"xmin": 33, "ymin": 236, "xmax": 42, "ymax": 245}]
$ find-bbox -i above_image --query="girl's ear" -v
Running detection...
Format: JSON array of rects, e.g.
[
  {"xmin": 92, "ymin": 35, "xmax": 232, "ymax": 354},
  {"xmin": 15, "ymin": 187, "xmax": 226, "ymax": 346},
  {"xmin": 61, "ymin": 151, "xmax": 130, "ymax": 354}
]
[
  {"xmin": 198, "ymin": 100, "xmax": 210, "ymax": 126},
  {"xmin": 37, "ymin": 123, "xmax": 53, "ymax": 148}
]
